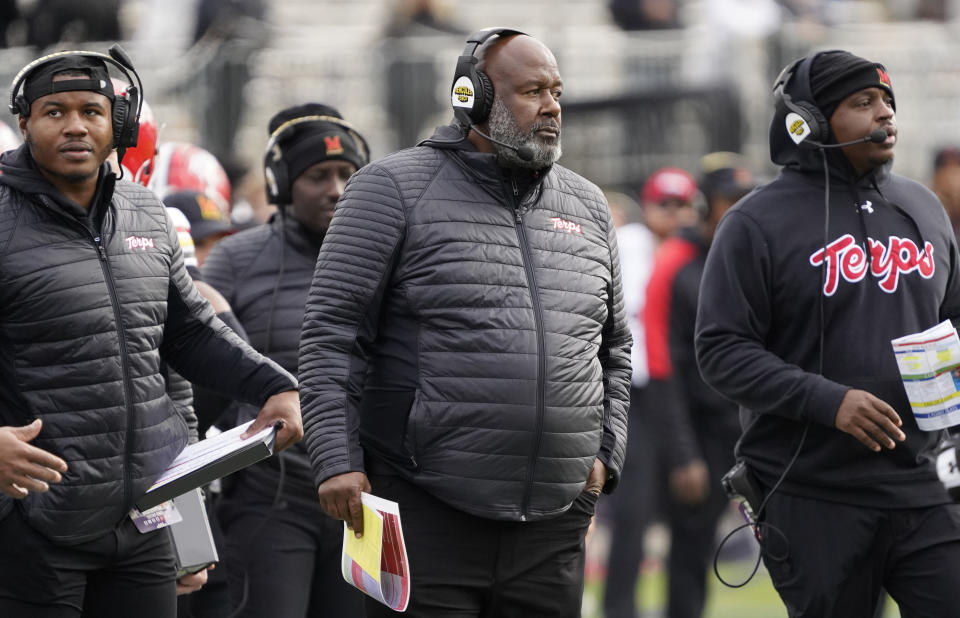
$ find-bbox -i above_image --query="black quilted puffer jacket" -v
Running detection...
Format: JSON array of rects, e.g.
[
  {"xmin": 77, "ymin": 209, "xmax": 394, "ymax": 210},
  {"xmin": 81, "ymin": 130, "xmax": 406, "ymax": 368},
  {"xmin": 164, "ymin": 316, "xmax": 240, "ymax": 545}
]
[
  {"xmin": 0, "ymin": 145, "xmax": 297, "ymax": 544},
  {"xmin": 299, "ymin": 124, "xmax": 631, "ymax": 522}
]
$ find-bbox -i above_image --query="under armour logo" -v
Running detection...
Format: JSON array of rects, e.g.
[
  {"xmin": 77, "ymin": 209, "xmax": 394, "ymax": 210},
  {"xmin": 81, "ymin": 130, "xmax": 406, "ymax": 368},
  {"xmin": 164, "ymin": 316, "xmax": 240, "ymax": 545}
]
[{"xmin": 859, "ymin": 200, "xmax": 874, "ymax": 214}]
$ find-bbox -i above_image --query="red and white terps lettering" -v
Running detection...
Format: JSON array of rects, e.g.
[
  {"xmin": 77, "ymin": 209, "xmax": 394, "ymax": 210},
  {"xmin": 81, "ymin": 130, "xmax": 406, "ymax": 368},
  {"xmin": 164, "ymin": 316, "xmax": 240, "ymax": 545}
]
[{"xmin": 809, "ymin": 234, "xmax": 935, "ymax": 295}]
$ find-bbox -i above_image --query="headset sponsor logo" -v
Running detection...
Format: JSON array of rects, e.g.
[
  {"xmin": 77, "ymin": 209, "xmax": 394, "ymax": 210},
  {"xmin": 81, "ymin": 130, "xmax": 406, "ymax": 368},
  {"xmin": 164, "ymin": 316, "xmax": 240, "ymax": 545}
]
[
  {"xmin": 451, "ymin": 76, "xmax": 475, "ymax": 109},
  {"xmin": 784, "ymin": 112, "xmax": 810, "ymax": 145},
  {"xmin": 125, "ymin": 235, "xmax": 156, "ymax": 251},
  {"xmin": 551, "ymin": 217, "xmax": 582, "ymax": 235},
  {"xmin": 324, "ymin": 135, "xmax": 344, "ymax": 156},
  {"xmin": 809, "ymin": 233, "xmax": 934, "ymax": 295}
]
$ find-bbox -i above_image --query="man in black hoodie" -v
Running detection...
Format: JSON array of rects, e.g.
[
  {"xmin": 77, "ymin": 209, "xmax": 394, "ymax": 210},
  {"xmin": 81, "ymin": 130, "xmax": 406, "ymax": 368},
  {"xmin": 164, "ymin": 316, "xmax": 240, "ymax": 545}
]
[
  {"xmin": 0, "ymin": 50, "xmax": 302, "ymax": 617},
  {"xmin": 696, "ymin": 50, "xmax": 960, "ymax": 616},
  {"xmin": 201, "ymin": 103, "xmax": 369, "ymax": 618}
]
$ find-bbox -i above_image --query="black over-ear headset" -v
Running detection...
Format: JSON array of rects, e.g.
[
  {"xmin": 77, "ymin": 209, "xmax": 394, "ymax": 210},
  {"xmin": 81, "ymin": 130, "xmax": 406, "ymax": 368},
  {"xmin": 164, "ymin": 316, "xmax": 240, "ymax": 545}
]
[
  {"xmin": 263, "ymin": 114, "xmax": 371, "ymax": 206},
  {"xmin": 450, "ymin": 27, "xmax": 527, "ymax": 128},
  {"xmin": 8, "ymin": 44, "xmax": 143, "ymax": 152},
  {"xmin": 772, "ymin": 51, "xmax": 833, "ymax": 148}
]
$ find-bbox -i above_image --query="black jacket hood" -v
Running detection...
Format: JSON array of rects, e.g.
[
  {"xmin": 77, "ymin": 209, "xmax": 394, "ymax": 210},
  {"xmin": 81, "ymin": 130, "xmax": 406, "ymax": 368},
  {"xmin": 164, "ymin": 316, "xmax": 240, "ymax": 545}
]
[{"xmin": 0, "ymin": 142, "xmax": 113, "ymax": 216}]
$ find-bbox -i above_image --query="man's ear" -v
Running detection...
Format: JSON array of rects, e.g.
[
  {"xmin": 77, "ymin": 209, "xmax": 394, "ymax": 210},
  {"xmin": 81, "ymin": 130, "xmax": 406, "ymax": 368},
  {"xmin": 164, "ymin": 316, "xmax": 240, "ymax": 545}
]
[{"xmin": 18, "ymin": 115, "xmax": 28, "ymax": 141}]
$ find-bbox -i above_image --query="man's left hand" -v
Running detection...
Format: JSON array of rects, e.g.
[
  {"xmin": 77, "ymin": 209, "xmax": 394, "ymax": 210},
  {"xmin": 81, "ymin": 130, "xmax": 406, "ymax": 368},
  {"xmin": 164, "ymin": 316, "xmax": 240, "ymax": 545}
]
[
  {"xmin": 585, "ymin": 458, "xmax": 607, "ymax": 496},
  {"xmin": 176, "ymin": 566, "xmax": 211, "ymax": 596},
  {"xmin": 241, "ymin": 390, "xmax": 303, "ymax": 452}
]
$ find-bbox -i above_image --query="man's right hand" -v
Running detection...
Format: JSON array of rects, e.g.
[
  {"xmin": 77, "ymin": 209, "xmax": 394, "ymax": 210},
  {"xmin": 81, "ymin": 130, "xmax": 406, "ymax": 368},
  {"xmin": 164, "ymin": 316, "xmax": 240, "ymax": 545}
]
[
  {"xmin": 834, "ymin": 389, "xmax": 906, "ymax": 452},
  {"xmin": 317, "ymin": 471, "xmax": 371, "ymax": 537},
  {"xmin": 0, "ymin": 420, "xmax": 68, "ymax": 498}
]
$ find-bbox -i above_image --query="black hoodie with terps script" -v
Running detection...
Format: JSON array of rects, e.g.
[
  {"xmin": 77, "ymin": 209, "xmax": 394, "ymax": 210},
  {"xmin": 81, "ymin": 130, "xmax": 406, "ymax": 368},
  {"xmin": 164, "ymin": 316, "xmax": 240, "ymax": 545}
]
[{"xmin": 695, "ymin": 116, "xmax": 960, "ymax": 508}]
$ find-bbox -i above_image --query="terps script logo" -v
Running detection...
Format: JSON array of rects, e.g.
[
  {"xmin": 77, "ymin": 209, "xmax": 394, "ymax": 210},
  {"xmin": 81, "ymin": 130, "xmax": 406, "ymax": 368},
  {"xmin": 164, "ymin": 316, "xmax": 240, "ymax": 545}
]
[
  {"xmin": 125, "ymin": 235, "xmax": 155, "ymax": 251},
  {"xmin": 809, "ymin": 234, "xmax": 934, "ymax": 295},
  {"xmin": 550, "ymin": 217, "xmax": 582, "ymax": 235}
]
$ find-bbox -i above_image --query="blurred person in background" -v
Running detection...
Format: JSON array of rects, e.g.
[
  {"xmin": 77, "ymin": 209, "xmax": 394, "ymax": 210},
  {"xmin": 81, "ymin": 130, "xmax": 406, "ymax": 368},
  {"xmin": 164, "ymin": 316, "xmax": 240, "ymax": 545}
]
[
  {"xmin": 697, "ymin": 49, "xmax": 960, "ymax": 617},
  {"xmin": 930, "ymin": 146, "xmax": 960, "ymax": 243},
  {"xmin": 164, "ymin": 190, "xmax": 236, "ymax": 267},
  {"xmin": 201, "ymin": 102, "xmax": 370, "ymax": 618},
  {"xmin": 641, "ymin": 152, "xmax": 753, "ymax": 618},
  {"xmin": 380, "ymin": 0, "xmax": 467, "ymax": 150},
  {"xmin": 603, "ymin": 166, "xmax": 697, "ymax": 618}
]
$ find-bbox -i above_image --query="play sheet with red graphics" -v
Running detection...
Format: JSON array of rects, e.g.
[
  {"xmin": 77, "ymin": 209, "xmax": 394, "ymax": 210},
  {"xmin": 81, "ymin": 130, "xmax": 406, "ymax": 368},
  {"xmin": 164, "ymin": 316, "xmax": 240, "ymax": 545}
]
[{"xmin": 341, "ymin": 492, "xmax": 410, "ymax": 612}]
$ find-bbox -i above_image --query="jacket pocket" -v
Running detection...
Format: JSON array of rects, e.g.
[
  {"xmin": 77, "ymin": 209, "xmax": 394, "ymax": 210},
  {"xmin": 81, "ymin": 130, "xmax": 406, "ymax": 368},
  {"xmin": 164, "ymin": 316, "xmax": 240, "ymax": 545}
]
[{"xmin": 402, "ymin": 389, "xmax": 424, "ymax": 470}]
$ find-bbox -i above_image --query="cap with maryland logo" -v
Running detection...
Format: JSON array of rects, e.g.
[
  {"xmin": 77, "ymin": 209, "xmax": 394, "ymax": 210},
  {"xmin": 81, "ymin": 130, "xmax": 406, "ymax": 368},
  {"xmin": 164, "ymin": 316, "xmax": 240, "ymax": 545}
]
[
  {"xmin": 267, "ymin": 103, "xmax": 369, "ymax": 183},
  {"xmin": 162, "ymin": 190, "xmax": 235, "ymax": 243}
]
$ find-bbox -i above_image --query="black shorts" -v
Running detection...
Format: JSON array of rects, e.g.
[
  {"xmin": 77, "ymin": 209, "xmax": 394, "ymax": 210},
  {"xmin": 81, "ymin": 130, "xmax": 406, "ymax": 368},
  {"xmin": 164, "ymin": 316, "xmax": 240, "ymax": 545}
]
[{"xmin": 0, "ymin": 506, "xmax": 177, "ymax": 618}]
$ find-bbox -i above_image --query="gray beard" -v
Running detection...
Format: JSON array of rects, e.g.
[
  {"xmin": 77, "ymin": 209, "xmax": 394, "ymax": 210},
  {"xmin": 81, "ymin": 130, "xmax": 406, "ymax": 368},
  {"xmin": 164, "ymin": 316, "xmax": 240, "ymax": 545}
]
[{"xmin": 486, "ymin": 95, "xmax": 561, "ymax": 170}]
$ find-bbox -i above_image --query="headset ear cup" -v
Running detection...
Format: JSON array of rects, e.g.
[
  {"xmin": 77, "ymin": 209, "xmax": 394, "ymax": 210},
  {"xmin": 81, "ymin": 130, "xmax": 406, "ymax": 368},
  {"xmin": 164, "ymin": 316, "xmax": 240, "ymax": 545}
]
[
  {"xmin": 112, "ymin": 98, "xmax": 129, "ymax": 148},
  {"xmin": 264, "ymin": 155, "xmax": 289, "ymax": 206},
  {"xmin": 470, "ymin": 70, "xmax": 495, "ymax": 125},
  {"xmin": 794, "ymin": 100, "xmax": 828, "ymax": 143},
  {"xmin": 14, "ymin": 95, "xmax": 29, "ymax": 116}
]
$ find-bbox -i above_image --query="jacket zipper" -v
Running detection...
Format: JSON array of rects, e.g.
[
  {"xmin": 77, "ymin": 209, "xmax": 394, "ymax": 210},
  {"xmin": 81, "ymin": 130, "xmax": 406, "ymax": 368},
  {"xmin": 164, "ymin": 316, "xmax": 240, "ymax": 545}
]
[
  {"xmin": 92, "ymin": 228, "xmax": 136, "ymax": 512},
  {"xmin": 510, "ymin": 176, "xmax": 547, "ymax": 522},
  {"xmin": 35, "ymin": 195, "xmax": 136, "ymax": 513}
]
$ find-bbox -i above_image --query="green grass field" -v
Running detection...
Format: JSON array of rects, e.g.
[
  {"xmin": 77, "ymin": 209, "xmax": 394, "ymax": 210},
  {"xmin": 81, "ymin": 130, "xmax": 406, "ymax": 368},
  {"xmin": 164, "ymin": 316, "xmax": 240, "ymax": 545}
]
[
  {"xmin": 582, "ymin": 518, "xmax": 901, "ymax": 618},
  {"xmin": 582, "ymin": 565, "xmax": 900, "ymax": 618}
]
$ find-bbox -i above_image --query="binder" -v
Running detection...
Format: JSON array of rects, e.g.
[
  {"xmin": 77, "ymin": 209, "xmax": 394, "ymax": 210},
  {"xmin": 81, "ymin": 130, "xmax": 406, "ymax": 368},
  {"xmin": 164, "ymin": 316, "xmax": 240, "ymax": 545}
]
[
  {"xmin": 170, "ymin": 488, "xmax": 219, "ymax": 576},
  {"xmin": 136, "ymin": 420, "xmax": 277, "ymax": 511}
]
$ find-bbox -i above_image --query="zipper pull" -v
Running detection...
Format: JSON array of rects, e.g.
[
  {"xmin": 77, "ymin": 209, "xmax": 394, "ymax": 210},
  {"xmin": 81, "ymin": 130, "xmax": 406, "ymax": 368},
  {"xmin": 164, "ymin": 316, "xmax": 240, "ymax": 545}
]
[
  {"xmin": 511, "ymin": 176, "xmax": 519, "ymax": 198},
  {"xmin": 93, "ymin": 236, "xmax": 106, "ymax": 259}
]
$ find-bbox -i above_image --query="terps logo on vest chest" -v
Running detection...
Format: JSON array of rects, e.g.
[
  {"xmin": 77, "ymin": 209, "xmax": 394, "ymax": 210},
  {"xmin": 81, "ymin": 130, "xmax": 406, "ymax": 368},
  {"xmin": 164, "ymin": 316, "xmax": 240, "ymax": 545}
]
[
  {"xmin": 125, "ymin": 235, "xmax": 156, "ymax": 251},
  {"xmin": 550, "ymin": 217, "xmax": 582, "ymax": 235},
  {"xmin": 809, "ymin": 233, "xmax": 935, "ymax": 295}
]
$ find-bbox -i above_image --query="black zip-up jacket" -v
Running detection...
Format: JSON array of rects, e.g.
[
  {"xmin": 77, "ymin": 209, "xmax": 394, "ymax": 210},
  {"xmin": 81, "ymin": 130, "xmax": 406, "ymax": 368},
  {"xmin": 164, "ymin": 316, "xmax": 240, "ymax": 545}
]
[
  {"xmin": 0, "ymin": 145, "xmax": 297, "ymax": 543},
  {"xmin": 299, "ymin": 124, "xmax": 632, "ymax": 521},
  {"xmin": 202, "ymin": 214, "xmax": 321, "ymax": 498},
  {"xmin": 696, "ymin": 119, "xmax": 960, "ymax": 508}
]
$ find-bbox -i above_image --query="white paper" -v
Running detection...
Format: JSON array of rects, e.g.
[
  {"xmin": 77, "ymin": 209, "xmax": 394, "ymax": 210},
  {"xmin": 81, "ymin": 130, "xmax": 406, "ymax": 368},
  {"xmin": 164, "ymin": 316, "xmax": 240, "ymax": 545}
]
[
  {"xmin": 891, "ymin": 320, "xmax": 960, "ymax": 431},
  {"xmin": 147, "ymin": 420, "xmax": 275, "ymax": 491}
]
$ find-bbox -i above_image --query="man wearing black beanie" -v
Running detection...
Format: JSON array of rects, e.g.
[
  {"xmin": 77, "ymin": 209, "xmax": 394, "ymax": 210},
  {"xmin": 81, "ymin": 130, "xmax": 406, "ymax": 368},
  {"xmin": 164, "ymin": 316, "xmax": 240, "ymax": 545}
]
[
  {"xmin": 697, "ymin": 49, "xmax": 960, "ymax": 617},
  {"xmin": 200, "ymin": 102, "xmax": 369, "ymax": 617}
]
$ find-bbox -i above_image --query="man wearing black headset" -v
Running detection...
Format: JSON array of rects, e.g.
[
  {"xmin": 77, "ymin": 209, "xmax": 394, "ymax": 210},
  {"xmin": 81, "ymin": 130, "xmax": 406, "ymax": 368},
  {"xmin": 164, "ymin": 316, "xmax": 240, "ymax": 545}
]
[
  {"xmin": 696, "ymin": 50, "xmax": 960, "ymax": 616},
  {"xmin": 201, "ymin": 102, "xmax": 369, "ymax": 618},
  {"xmin": 0, "ymin": 50, "xmax": 303, "ymax": 617},
  {"xmin": 298, "ymin": 29, "xmax": 631, "ymax": 617}
]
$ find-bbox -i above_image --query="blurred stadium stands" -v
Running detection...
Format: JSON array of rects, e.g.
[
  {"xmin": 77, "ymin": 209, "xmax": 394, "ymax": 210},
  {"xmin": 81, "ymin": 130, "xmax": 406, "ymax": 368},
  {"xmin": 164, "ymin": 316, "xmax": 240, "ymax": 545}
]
[{"xmin": 1, "ymin": 0, "xmax": 960, "ymax": 193}]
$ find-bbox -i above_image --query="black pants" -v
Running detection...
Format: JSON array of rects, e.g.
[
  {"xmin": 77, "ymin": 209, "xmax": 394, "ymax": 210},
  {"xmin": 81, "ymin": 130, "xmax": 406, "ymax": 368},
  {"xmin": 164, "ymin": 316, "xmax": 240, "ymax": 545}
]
[
  {"xmin": 0, "ymin": 506, "xmax": 177, "ymax": 618},
  {"xmin": 365, "ymin": 472, "xmax": 596, "ymax": 618},
  {"xmin": 216, "ymin": 470, "xmax": 366, "ymax": 618},
  {"xmin": 664, "ymin": 430, "xmax": 736, "ymax": 618},
  {"xmin": 761, "ymin": 491, "xmax": 960, "ymax": 617},
  {"xmin": 603, "ymin": 385, "xmax": 664, "ymax": 618}
]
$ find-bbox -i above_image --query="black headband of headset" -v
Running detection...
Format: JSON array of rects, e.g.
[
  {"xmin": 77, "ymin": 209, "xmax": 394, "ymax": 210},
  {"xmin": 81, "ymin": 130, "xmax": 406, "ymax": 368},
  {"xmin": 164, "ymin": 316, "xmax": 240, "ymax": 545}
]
[{"xmin": 8, "ymin": 44, "xmax": 143, "ymax": 120}]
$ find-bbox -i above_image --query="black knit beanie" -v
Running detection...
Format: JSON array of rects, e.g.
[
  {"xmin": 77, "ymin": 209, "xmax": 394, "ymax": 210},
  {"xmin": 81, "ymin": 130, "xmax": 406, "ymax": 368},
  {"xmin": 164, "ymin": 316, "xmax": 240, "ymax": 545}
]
[
  {"xmin": 267, "ymin": 103, "xmax": 368, "ymax": 181},
  {"xmin": 810, "ymin": 50, "xmax": 894, "ymax": 121}
]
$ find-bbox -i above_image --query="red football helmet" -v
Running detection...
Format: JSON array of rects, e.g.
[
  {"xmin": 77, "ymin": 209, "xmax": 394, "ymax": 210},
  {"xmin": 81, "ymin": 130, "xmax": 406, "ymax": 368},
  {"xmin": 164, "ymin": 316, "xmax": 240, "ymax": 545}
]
[
  {"xmin": 149, "ymin": 142, "xmax": 232, "ymax": 216},
  {"xmin": 112, "ymin": 78, "xmax": 158, "ymax": 186}
]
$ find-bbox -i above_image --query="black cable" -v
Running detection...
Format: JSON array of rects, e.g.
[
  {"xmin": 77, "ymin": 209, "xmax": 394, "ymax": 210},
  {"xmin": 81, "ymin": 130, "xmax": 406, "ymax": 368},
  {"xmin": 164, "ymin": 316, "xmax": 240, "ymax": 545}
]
[{"xmin": 714, "ymin": 148, "xmax": 830, "ymax": 588}]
